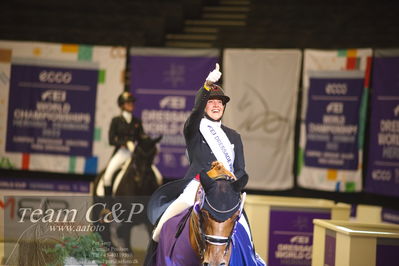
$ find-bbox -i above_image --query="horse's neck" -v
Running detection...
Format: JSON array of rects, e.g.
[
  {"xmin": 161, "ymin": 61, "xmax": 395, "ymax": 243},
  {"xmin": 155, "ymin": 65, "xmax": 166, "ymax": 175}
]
[
  {"xmin": 189, "ymin": 207, "xmax": 202, "ymax": 257},
  {"xmin": 189, "ymin": 185, "xmax": 204, "ymax": 256}
]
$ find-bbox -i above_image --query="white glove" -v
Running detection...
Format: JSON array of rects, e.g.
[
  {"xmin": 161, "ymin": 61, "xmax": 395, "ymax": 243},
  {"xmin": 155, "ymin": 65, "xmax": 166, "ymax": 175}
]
[
  {"xmin": 126, "ymin": 141, "xmax": 135, "ymax": 152},
  {"xmin": 206, "ymin": 63, "xmax": 222, "ymax": 83}
]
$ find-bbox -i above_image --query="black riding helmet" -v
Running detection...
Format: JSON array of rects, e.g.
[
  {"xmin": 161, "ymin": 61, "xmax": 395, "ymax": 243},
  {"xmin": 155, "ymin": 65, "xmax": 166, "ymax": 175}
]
[
  {"xmin": 209, "ymin": 85, "xmax": 230, "ymax": 105},
  {"xmin": 205, "ymin": 85, "xmax": 230, "ymax": 122},
  {"xmin": 117, "ymin": 91, "xmax": 136, "ymax": 107}
]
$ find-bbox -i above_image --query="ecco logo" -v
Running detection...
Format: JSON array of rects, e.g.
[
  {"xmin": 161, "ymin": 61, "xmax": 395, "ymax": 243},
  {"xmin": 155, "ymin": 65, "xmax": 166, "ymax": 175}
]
[
  {"xmin": 372, "ymin": 170, "xmax": 391, "ymax": 181},
  {"xmin": 39, "ymin": 70, "xmax": 72, "ymax": 84},
  {"xmin": 325, "ymin": 83, "xmax": 347, "ymax": 95}
]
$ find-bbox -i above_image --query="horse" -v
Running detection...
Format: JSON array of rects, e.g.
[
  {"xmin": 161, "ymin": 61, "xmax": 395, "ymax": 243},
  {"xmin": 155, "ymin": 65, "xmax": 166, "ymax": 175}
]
[
  {"xmin": 93, "ymin": 135, "xmax": 163, "ymax": 197},
  {"xmin": 92, "ymin": 135, "xmax": 163, "ymax": 264},
  {"xmin": 151, "ymin": 162, "xmax": 265, "ymax": 266}
]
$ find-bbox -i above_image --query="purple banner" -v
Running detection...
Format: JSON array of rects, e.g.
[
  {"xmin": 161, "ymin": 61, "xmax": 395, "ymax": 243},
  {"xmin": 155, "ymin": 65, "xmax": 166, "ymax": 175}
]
[
  {"xmin": 130, "ymin": 49, "xmax": 219, "ymax": 178},
  {"xmin": 365, "ymin": 56, "xmax": 399, "ymax": 197},
  {"xmin": 304, "ymin": 77, "xmax": 364, "ymax": 170},
  {"xmin": 0, "ymin": 176, "xmax": 90, "ymax": 193},
  {"xmin": 376, "ymin": 238, "xmax": 399, "ymax": 266},
  {"xmin": 324, "ymin": 230, "xmax": 336, "ymax": 266},
  {"xmin": 381, "ymin": 207, "xmax": 399, "ymax": 224},
  {"xmin": 268, "ymin": 207, "xmax": 331, "ymax": 266},
  {"xmin": 350, "ymin": 204, "xmax": 357, "ymax": 218},
  {"xmin": 5, "ymin": 62, "xmax": 98, "ymax": 156}
]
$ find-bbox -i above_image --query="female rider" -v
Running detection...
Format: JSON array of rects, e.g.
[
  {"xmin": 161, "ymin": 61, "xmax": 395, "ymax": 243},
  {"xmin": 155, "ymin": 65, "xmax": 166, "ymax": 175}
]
[
  {"xmin": 151, "ymin": 64, "xmax": 250, "ymax": 241},
  {"xmin": 103, "ymin": 91, "xmax": 145, "ymax": 196}
]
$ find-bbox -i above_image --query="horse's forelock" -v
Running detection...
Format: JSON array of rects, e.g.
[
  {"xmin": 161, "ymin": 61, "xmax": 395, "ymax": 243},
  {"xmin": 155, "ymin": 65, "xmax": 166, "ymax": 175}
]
[
  {"xmin": 202, "ymin": 179, "xmax": 241, "ymax": 222},
  {"xmin": 214, "ymin": 178, "xmax": 232, "ymax": 193},
  {"xmin": 135, "ymin": 139, "xmax": 157, "ymax": 157}
]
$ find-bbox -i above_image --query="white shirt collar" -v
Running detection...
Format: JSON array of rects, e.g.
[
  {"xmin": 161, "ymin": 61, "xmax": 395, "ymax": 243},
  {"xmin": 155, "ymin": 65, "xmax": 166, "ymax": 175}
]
[
  {"xmin": 206, "ymin": 117, "xmax": 222, "ymax": 127},
  {"xmin": 122, "ymin": 111, "xmax": 132, "ymax": 123}
]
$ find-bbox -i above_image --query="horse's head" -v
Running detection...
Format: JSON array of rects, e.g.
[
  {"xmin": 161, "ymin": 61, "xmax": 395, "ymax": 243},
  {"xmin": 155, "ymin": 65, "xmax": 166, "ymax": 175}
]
[
  {"xmin": 192, "ymin": 169, "xmax": 248, "ymax": 266},
  {"xmin": 132, "ymin": 135, "xmax": 162, "ymax": 172}
]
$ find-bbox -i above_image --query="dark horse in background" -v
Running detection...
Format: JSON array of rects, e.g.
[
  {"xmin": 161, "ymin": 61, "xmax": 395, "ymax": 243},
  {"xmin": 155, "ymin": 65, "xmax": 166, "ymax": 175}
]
[{"xmin": 92, "ymin": 135, "xmax": 163, "ymax": 262}]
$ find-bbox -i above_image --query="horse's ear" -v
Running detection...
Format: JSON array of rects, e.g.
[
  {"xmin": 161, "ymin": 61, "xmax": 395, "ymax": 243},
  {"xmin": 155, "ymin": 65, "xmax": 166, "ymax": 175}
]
[
  {"xmin": 199, "ymin": 169, "xmax": 215, "ymax": 191},
  {"xmin": 232, "ymin": 173, "xmax": 248, "ymax": 193}
]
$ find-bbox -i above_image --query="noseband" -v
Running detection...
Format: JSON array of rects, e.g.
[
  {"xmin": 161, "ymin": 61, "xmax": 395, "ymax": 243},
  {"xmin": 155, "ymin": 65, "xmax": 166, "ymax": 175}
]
[{"xmin": 199, "ymin": 222, "xmax": 235, "ymax": 260}]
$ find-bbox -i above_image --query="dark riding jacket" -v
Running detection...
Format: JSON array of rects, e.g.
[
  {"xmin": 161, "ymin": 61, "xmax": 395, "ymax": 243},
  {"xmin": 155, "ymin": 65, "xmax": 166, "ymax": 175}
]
[
  {"xmin": 108, "ymin": 114, "xmax": 145, "ymax": 154},
  {"xmin": 147, "ymin": 86, "xmax": 247, "ymax": 225},
  {"xmin": 183, "ymin": 86, "xmax": 246, "ymax": 180}
]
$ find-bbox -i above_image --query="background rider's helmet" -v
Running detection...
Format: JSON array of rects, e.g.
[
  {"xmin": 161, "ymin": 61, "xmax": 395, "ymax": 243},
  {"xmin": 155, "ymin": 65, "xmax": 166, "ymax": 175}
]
[
  {"xmin": 117, "ymin": 91, "xmax": 136, "ymax": 107},
  {"xmin": 209, "ymin": 85, "xmax": 230, "ymax": 105}
]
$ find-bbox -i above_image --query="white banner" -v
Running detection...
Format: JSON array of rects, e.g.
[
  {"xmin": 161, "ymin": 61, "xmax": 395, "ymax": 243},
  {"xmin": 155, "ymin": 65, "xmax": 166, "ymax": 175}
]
[
  {"xmin": 223, "ymin": 49, "xmax": 302, "ymax": 190},
  {"xmin": 0, "ymin": 40, "xmax": 126, "ymax": 174},
  {"xmin": 298, "ymin": 49, "xmax": 372, "ymax": 192}
]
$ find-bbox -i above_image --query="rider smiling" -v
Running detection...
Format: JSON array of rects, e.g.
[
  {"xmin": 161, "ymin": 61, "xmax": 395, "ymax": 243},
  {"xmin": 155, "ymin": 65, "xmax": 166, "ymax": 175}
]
[
  {"xmin": 146, "ymin": 64, "xmax": 265, "ymax": 266},
  {"xmin": 103, "ymin": 91, "xmax": 146, "ymax": 196}
]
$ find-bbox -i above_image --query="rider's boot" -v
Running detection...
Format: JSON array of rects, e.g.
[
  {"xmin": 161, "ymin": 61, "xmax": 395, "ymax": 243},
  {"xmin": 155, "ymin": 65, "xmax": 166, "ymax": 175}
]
[
  {"xmin": 104, "ymin": 185, "xmax": 113, "ymax": 196},
  {"xmin": 144, "ymin": 238, "xmax": 158, "ymax": 266},
  {"xmin": 102, "ymin": 185, "xmax": 114, "ymax": 216}
]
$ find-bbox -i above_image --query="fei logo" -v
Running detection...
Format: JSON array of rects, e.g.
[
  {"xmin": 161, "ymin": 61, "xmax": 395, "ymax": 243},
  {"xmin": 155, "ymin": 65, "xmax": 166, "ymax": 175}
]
[
  {"xmin": 326, "ymin": 102, "xmax": 343, "ymax": 114},
  {"xmin": 159, "ymin": 96, "xmax": 186, "ymax": 109},
  {"xmin": 290, "ymin": 235, "xmax": 310, "ymax": 244},
  {"xmin": 41, "ymin": 90, "xmax": 66, "ymax": 102}
]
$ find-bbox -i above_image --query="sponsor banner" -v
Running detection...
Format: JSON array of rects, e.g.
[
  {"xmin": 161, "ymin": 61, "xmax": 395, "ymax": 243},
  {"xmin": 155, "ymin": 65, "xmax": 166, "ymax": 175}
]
[
  {"xmin": 0, "ymin": 173, "xmax": 92, "ymax": 247},
  {"xmin": 268, "ymin": 207, "xmax": 331, "ymax": 266},
  {"xmin": 0, "ymin": 176, "xmax": 90, "ymax": 193},
  {"xmin": 129, "ymin": 48, "xmax": 219, "ymax": 178},
  {"xmin": 298, "ymin": 49, "xmax": 372, "ymax": 192},
  {"xmin": 2, "ymin": 195, "xmax": 151, "ymax": 266},
  {"xmin": 5, "ymin": 59, "xmax": 97, "ymax": 156},
  {"xmin": 324, "ymin": 230, "xmax": 336, "ymax": 266},
  {"xmin": 381, "ymin": 207, "xmax": 399, "ymax": 224},
  {"xmin": 223, "ymin": 49, "xmax": 302, "ymax": 190},
  {"xmin": 0, "ymin": 41, "xmax": 126, "ymax": 174},
  {"xmin": 304, "ymin": 74, "xmax": 364, "ymax": 170},
  {"xmin": 365, "ymin": 50, "xmax": 399, "ymax": 197}
]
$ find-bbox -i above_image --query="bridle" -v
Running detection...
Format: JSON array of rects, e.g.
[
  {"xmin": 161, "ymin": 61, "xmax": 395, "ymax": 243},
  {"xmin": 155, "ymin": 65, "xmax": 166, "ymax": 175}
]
[
  {"xmin": 129, "ymin": 143, "xmax": 157, "ymax": 186},
  {"xmin": 132, "ymin": 144, "xmax": 157, "ymax": 169},
  {"xmin": 192, "ymin": 177, "xmax": 246, "ymax": 260}
]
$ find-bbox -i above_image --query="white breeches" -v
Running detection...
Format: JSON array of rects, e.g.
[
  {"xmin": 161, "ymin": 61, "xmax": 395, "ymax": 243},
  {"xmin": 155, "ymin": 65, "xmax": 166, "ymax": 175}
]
[
  {"xmin": 152, "ymin": 179, "xmax": 200, "ymax": 242},
  {"xmin": 103, "ymin": 147, "xmax": 131, "ymax": 186},
  {"xmin": 152, "ymin": 179, "xmax": 252, "ymax": 243}
]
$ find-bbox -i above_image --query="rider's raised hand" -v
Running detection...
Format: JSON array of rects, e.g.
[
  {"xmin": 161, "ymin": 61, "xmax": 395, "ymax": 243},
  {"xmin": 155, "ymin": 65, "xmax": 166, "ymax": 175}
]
[{"xmin": 205, "ymin": 63, "xmax": 222, "ymax": 86}]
